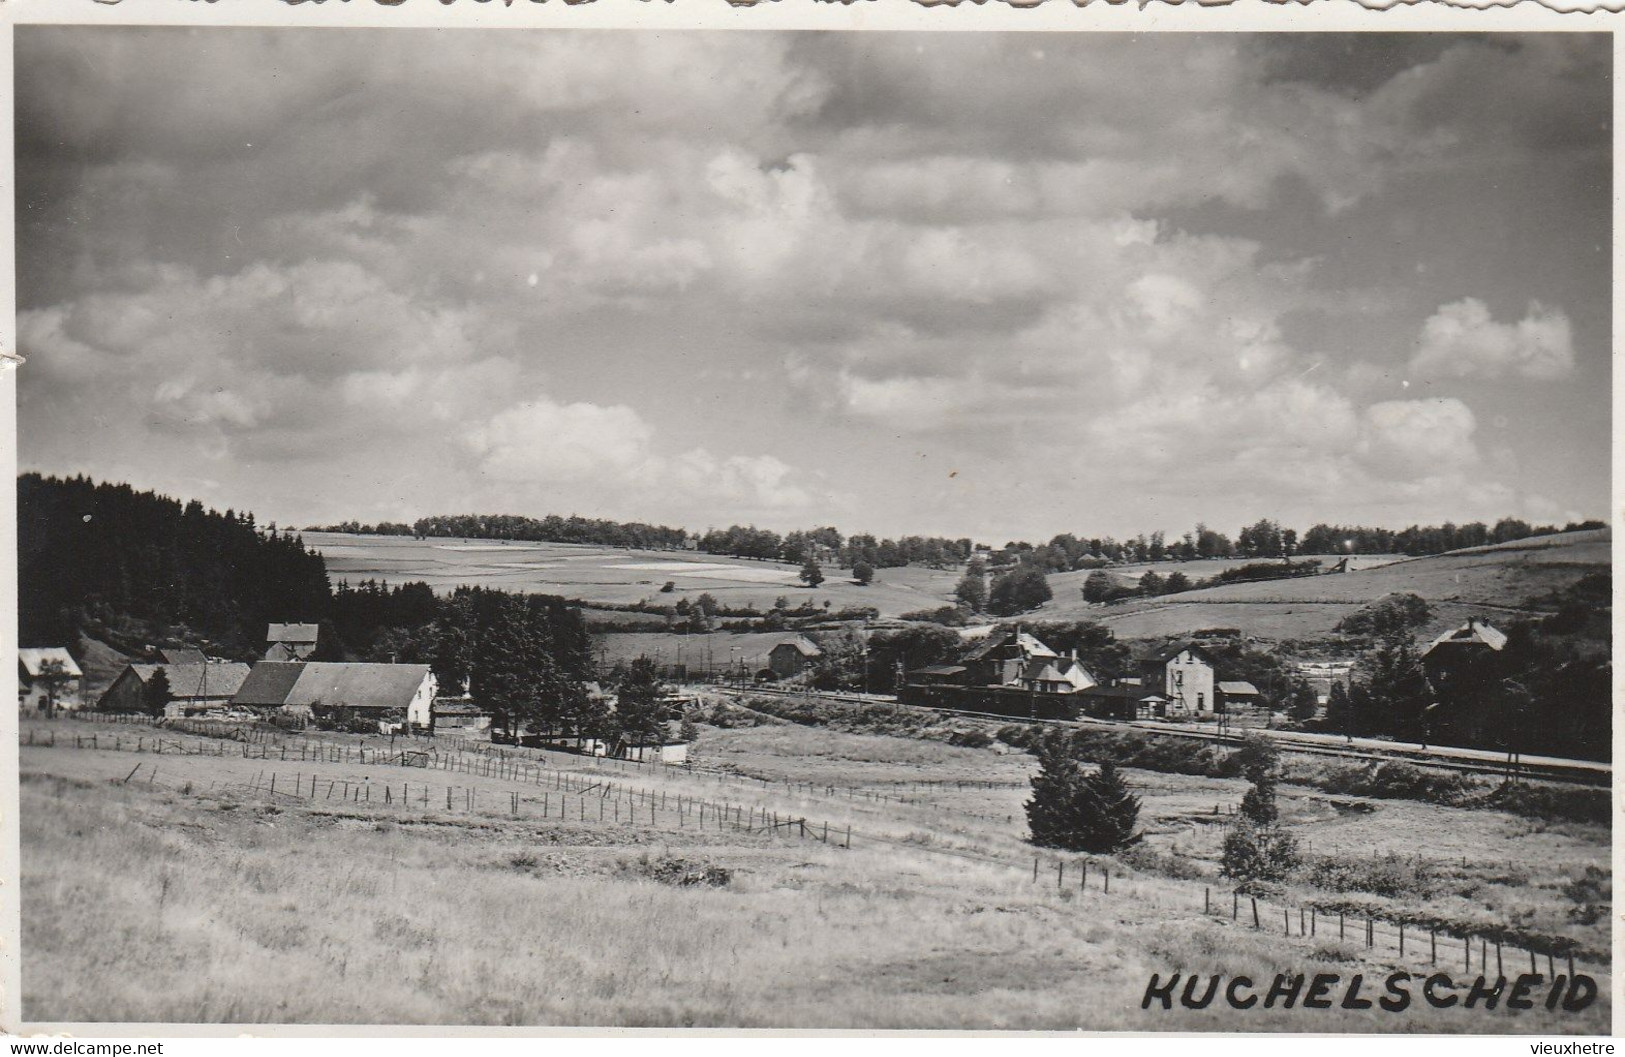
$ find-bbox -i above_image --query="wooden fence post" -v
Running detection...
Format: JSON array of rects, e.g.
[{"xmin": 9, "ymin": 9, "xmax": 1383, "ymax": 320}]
[{"xmin": 1250, "ymin": 897, "xmax": 1258, "ymax": 928}]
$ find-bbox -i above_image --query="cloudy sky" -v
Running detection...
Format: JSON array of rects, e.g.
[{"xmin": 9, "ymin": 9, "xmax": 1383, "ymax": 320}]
[{"xmin": 17, "ymin": 29, "xmax": 1611, "ymax": 542}]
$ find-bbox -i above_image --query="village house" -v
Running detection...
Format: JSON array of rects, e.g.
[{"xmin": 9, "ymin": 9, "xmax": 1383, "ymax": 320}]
[
  {"xmin": 18, "ymin": 647, "xmax": 84, "ymax": 713},
  {"xmin": 158, "ymin": 647, "xmax": 208, "ymax": 665},
  {"xmin": 1421, "ymin": 618, "xmax": 1507, "ymax": 697},
  {"xmin": 264, "ymin": 622, "xmax": 320, "ymax": 662},
  {"xmin": 1135, "ymin": 643, "xmax": 1218, "ymax": 717},
  {"xmin": 768, "ymin": 636, "xmax": 822, "ymax": 680},
  {"xmin": 229, "ymin": 661, "xmax": 436, "ymax": 730},
  {"xmin": 99, "ymin": 661, "xmax": 253, "ymax": 716},
  {"xmin": 958, "ymin": 629, "xmax": 1097, "ymax": 694}
]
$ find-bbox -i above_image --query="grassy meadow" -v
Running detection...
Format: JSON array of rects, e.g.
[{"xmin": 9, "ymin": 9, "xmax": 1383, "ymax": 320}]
[
  {"xmin": 303, "ymin": 529, "xmax": 1609, "ymax": 644},
  {"xmin": 18, "ymin": 714, "xmax": 1608, "ymax": 1031}
]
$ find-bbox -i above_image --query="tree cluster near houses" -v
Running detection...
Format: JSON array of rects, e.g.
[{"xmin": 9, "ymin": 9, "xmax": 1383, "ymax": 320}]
[{"xmin": 19, "ymin": 474, "xmax": 331, "ymax": 656}]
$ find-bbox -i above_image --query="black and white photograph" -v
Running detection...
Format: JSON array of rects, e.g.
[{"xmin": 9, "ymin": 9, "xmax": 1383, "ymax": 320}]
[{"xmin": 7, "ymin": 14, "xmax": 1615, "ymax": 1035}]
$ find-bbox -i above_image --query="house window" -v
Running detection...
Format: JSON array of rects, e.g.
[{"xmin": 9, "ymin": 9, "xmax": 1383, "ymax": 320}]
[{"xmin": 1198, "ymin": 692, "xmax": 1205, "ymax": 711}]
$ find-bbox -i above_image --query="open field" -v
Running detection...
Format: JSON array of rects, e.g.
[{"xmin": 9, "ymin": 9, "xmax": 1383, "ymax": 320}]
[
  {"xmin": 19, "ymin": 715, "xmax": 1608, "ymax": 1030},
  {"xmin": 308, "ymin": 530, "xmax": 1606, "ymax": 643},
  {"xmin": 306, "ymin": 533, "xmax": 963, "ymax": 619},
  {"xmin": 1038, "ymin": 530, "xmax": 1609, "ymax": 640}
]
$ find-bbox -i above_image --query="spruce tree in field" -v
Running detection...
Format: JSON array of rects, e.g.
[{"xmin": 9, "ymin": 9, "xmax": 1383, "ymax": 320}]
[
  {"xmin": 1026, "ymin": 738, "xmax": 1141, "ymax": 853},
  {"xmin": 1222, "ymin": 735, "xmax": 1299, "ymax": 883},
  {"xmin": 144, "ymin": 667, "xmax": 172, "ymax": 717},
  {"xmin": 799, "ymin": 557, "xmax": 825, "ymax": 589}
]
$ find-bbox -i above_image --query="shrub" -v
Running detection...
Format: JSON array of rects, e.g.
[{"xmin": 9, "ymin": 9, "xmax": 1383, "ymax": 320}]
[
  {"xmin": 1299, "ymin": 852, "xmax": 1438, "ymax": 899},
  {"xmin": 1221, "ymin": 823, "xmax": 1300, "ymax": 883}
]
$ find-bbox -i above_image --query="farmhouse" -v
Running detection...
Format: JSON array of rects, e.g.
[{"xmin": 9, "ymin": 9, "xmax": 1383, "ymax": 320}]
[
  {"xmin": 158, "ymin": 647, "xmax": 208, "ymax": 665},
  {"xmin": 768, "ymin": 637, "xmax": 822, "ymax": 679},
  {"xmin": 229, "ymin": 661, "xmax": 436, "ymax": 729},
  {"xmin": 18, "ymin": 647, "xmax": 84, "ymax": 713},
  {"xmin": 99, "ymin": 662, "xmax": 252, "ymax": 716},
  {"xmin": 265, "ymin": 622, "xmax": 320, "ymax": 662}
]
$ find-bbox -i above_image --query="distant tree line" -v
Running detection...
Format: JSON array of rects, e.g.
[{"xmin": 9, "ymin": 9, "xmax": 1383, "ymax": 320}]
[
  {"xmin": 307, "ymin": 520, "xmax": 416, "ymax": 536},
  {"xmin": 19, "ymin": 473, "xmax": 330, "ymax": 657},
  {"xmin": 310, "ymin": 505, "xmax": 1603, "ymax": 580},
  {"xmin": 409, "ymin": 513, "xmax": 690, "ymax": 551},
  {"xmin": 696, "ymin": 525, "xmax": 974, "ymax": 570}
]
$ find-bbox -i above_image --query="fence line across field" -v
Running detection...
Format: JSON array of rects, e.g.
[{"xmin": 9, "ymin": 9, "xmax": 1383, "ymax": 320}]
[
  {"xmin": 25, "ymin": 715, "xmax": 1023, "ymax": 822},
  {"xmin": 27, "ymin": 714, "xmax": 1605, "ymax": 985}
]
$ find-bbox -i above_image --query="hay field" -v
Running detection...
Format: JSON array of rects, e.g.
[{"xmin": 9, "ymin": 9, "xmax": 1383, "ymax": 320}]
[
  {"xmin": 306, "ymin": 533, "xmax": 962, "ymax": 618},
  {"xmin": 18, "ymin": 715, "xmax": 1608, "ymax": 1031},
  {"xmin": 1037, "ymin": 530, "xmax": 1609, "ymax": 640}
]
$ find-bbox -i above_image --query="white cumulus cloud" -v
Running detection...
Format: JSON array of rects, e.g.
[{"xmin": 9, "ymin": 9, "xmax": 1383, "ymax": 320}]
[{"xmin": 1410, "ymin": 298, "xmax": 1575, "ymax": 380}]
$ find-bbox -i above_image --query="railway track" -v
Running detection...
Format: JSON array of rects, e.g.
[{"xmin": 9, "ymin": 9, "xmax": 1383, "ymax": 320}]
[{"xmin": 705, "ymin": 684, "xmax": 1610, "ymax": 788}]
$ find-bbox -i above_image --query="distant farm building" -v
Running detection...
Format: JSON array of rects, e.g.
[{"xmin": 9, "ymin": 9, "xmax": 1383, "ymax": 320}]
[
  {"xmin": 18, "ymin": 647, "xmax": 84, "ymax": 713},
  {"xmin": 431, "ymin": 699, "xmax": 492, "ymax": 733},
  {"xmin": 1216, "ymin": 681, "xmax": 1262, "ymax": 712},
  {"xmin": 228, "ymin": 661, "xmax": 436, "ymax": 730},
  {"xmin": 768, "ymin": 637, "xmax": 823, "ymax": 679},
  {"xmin": 100, "ymin": 662, "xmax": 253, "ymax": 716},
  {"xmin": 158, "ymin": 647, "xmax": 208, "ymax": 665},
  {"xmin": 265, "ymin": 623, "xmax": 321, "ymax": 661}
]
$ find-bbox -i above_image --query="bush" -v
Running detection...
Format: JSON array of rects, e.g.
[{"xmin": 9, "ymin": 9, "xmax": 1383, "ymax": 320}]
[
  {"xmin": 1299, "ymin": 852, "xmax": 1438, "ymax": 899},
  {"xmin": 1221, "ymin": 823, "xmax": 1300, "ymax": 883},
  {"xmin": 1315, "ymin": 761, "xmax": 1473, "ymax": 805}
]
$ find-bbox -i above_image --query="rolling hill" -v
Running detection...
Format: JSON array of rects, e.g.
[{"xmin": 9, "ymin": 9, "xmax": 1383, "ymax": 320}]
[
  {"xmin": 306, "ymin": 528, "xmax": 1608, "ymax": 643},
  {"xmin": 1036, "ymin": 529, "xmax": 1610, "ymax": 641}
]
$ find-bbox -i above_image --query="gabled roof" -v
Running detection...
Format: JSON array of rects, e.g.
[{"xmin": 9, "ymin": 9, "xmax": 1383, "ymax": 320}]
[
  {"xmin": 126, "ymin": 662, "xmax": 252, "ymax": 699},
  {"xmin": 914, "ymin": 665, "xmax": 967, "ymax": 677},
  {"xmin": 158, "ymin": 647, "xmax": 208, "ymax": 665},
  {"xmin": 1136, "ymin": 641, "xmax": 1218, "ymax": 666},
  {"xmin": 963, "ymin": 629, "xmax": 1058, "ymax": 663},
  {"xmin": 231, "ymin": 662, "xmax": 308, "ymax": 708},
  {"xmin": 1425, "ymin": 619, "xmax": 1508, "ymax": 655},
  {"xmin": 264, "ymin": 642, "xmax": 306, "ymax": 662},
  {"xmin": 771, "ymin": 636, "xmax": 823, "ymax": 658},
  {"xmin": 18, "ymin": 647, "xmax": 82, "ymax": 679},
  {"xmin": 1218, "ymin": 681, "xmax": 1260, "ymax": 696},
  {"xmin": 287, "ymin": 662, "xmax": 432, "ymax": 711},
  {"xmin": 267, "ymin": 623, "xmax": 320, "ymax": 644}
]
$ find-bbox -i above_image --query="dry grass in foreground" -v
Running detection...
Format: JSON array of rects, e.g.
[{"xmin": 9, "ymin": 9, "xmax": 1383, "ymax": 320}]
[{"xmin": 18, "ymin": 740, "xmax": 1609, "ymax": 1032}]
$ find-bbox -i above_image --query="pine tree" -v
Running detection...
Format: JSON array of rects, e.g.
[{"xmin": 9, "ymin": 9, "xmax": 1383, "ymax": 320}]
[
  {"xmin": 614, "ymin": 657, "xmax": 669, "ymax": 745},
  {"xmin": 1234, "ymin": 735, "xmax": 1280, "ymax": 825},
  {"xmin": 144, "ymin": 668, "xmax": 172, "ymax": 717},
  {"xmin": 1222, "ymin": 734, "xmax": 1298, "ymax": 882},
  {"xmin": 799, "ymin": 557, "xmax": 825, "ymax": 589},
  {"xmin": 1025, "ymin": 739, "xmax": 1141, "ymax": 853}
]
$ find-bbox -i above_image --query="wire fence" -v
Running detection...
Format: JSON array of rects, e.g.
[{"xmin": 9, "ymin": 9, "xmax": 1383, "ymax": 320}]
[{"xmin": 26, "ymin": 713, "xmax": 1607, "ymax": 984}]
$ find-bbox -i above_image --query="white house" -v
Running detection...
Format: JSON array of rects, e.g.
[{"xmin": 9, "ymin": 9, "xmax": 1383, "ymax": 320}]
[{"xmin": 18, "ymin": 647, "xmax": 84, "ymax": 713}]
